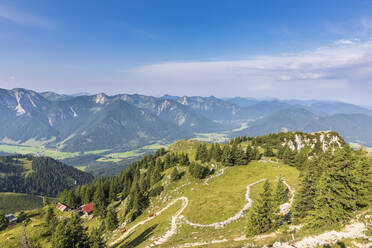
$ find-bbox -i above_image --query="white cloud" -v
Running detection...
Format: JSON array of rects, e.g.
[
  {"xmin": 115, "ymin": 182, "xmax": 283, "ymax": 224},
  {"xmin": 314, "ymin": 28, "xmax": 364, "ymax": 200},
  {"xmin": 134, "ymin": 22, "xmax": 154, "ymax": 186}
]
[
  {"xmin": 118, "ymin": 38, "xmax": 372, "ymax": 103},
  {"xmin": 0, "ymin": 4, "xmax": 52, "ymax": 28},
  {"xmin": 335, "ymin": 39, "xmax": 353, "ymax": 45}
]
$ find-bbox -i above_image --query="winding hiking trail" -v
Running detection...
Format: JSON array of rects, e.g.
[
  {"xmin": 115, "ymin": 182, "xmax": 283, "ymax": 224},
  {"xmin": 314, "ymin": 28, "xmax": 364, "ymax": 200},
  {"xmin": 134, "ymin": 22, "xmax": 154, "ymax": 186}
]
[
  {"xmin": 279, "ymin": 179, "xmax": 295, "ymax": 215},
  {"xmin": 109, "ymin": 178, "xmax": 265, "ymax": 247},
  {"xmin": 204, "ymin": 167, "xmax": 227, "ymax": 185},
  {"xmin": 109, "ymin": 174, "xmax": 371, "ymax": 248},
  {"xmin": 109, "ymin": 197, "xmax": 188, "ymax": 247},
  {"xmin": 183, "ymin": 179, "xmax": 265, "ymax": 228}
]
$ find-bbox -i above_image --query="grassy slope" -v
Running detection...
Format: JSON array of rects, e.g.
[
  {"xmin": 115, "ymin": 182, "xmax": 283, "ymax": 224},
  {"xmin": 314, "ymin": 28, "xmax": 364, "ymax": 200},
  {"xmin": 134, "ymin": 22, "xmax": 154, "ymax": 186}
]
[
  {"xmin": 110, "ymin": 160, "xmax": 299, "ymax": 248},
  {"xmin": 0, "ymin": 193, "xmax": 44, "ymax": 214},
  {"xmin": 0, "ymin": 139, "xmax": 300, "ymax": 248}
]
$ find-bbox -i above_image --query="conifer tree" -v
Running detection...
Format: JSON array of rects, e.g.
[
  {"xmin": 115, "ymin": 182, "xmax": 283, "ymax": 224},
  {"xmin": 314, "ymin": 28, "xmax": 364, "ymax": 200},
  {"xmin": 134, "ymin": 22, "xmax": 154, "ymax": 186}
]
[
  {"xmin": 308, "ymin": 148, "xmax": 365, "ymax": 229},
  {"xmin": 179, "ymin": 153, "xmax": 190, "ymax": 166},
  {"xmin": 89, "ymin": 228, "xmax": 106, "ymax": 248},
  {"xmin": 171, "ymin": 167, "xmax": 180, "ymax": 181},
  {"xmin": 234, "ymin": 145, "xmax": 247, "ymax": 165},
  {"xmin": 105, "ymin": 206, "xmax": 118, "ymax": 231},
  {"xmin": 222, "ymin": 145, "xmax": 233, "ymax": 166},
  {"xmin": 45, "ymin": 206, "xmax": 58, "ymax": 232},
  {"xmin": 282, "ymin": 146, "xmax": 296, "ymax": 166},
  {"xmin": 52, "ymin": 214, "xmax": 90, "ymax": 248},
  {"xmin": 275, "ymin": 178, "xmax": 289, "ymax": 205},
  {"xmin": 214, "ymin": 144, "xmax": 222, "ymax": 162},
  {"xmin": 151, "ymin": 166, "xmax": 162, "ymax": 185},
  {"xmin": 252, "ymin": 146, "xmax": 261, "ymax": 160},
  {"xmin": 245, "ymin": 145, "xmax": 253, "ymax": 163},
  {"xmin": 164, "ymin": 154, "xmax": 172, "ymax": 169},
  {"xmin": 292, "ymin": 157, "xmax": 323, "ymax": 220},
  {"xmin": 93, "ymin": 184, "xmax": 107, "ymax": 218},
  {"xmin": 246, "ymin": 180, "xmax": 277, "ymax": 236}
]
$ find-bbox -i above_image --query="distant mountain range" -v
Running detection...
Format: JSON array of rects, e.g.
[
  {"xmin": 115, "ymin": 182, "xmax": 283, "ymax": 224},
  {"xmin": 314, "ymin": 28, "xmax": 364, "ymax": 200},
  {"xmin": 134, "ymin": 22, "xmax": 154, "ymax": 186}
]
[{"xmin": 1, "ymin": 88, "xmax": 372, "ymax": 157}]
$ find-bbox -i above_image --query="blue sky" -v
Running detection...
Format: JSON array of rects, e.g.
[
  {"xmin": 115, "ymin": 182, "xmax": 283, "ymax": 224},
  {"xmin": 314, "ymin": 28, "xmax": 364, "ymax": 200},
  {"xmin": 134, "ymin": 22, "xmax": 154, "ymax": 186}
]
[{"xmin": 1, "ymin": 0, "xmax": 372, "ymax": 104}]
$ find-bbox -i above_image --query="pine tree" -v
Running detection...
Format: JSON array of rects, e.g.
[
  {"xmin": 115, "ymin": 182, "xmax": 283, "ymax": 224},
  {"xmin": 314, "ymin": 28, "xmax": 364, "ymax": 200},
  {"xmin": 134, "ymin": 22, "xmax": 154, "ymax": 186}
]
[
  {"xmin": 93, "ymin": 184, "xmax": 107, "ymax": 218},
  {"xmin": 52, "ymin": 214, "xmax": 90, "ymax": 248},
  {"xmin": 222, "ymin": 145, "xmax": 233, "ymax": 166},
  {"xmin": 151, "ymin": 166, "xmax": 162, "ymax": 186},
  {"xmin": 234, "ymin": 146, "xmax": 247, "ymax": 165},
  {"xmin": 282, "ymin": 146, "xmax": 296, "ymax": 166},
  {"xmin": 214, "ymin": 144, "xmax": 222, "ymax": 162},
  {"xmin": 45, "ymin": 206, "xmax": 58, "ymax": 232},
  {"xmin": 89, "ymin": 228, "xmax": 106, "ymax": 248},
  {"xmin": 246, "ymin": 180, "xmax": 277, "ymax": 236},
  {"xmin": 307, "ymin": 148, "xmax": 365, "ymax": 229},
  {"xmin": 292, "ymin": 157, "xmax": 323, "ymax": 220},
  {"xmin": 164, "ymin": 154, "xmax": 172, "ymax": 169},
  {"xmin": 275, "ymin": 178, "xmax": 289, "ymax": 205},
  {"xmin": 105, "ymin": 206, "xmax": 118, "ymax": 231},
  {"xmin": 170, "ymin": 167, "xmax": 180, "ymax": 181},
  {"xmin": 198, "ymin": 144, "xmax": 209, "ymax": 163},
  {"xmin": 245, "ymin": 145, "xmax": 253, "ymax": 163},
  {"xmin": 179, "ymin": 153, "xmax": 190, "ymax": 166},
  {"xmin": 252, "ymin": 146, "xmax": 261, "ymax": 160}
]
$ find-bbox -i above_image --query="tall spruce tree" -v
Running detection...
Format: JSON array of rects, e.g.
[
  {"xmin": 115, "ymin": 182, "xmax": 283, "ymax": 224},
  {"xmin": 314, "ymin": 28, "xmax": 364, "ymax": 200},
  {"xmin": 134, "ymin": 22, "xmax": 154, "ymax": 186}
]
[
  {"xmin": 214, "ymin": 144, "xmax": 222, "ymax": 162},
  {"xmin": 105, "ymin": 206, "xmax": 118, "ymax": 231},
  {"xmin": 45, "ymin": 206, "xmax": 58, "ymax": 232},
  {"xmin": 52, "ymin": 214, "xmax": 90, "ymax": 248},
  {"xmin": 308, "ymin": 148, "xmax": 366, "ymax": 229},
  {"xmin": 89, "ymin": 228, "xmax": 106, "ymax": 248},
  {"xmin": 275, "ymin": 178, "xmax": 289, "ymax": 205},
  {"xmin": 222, "ymin": 145, "xmax": 233, "ymax": 166},
  {"xmin": 93, "ymin": 184, "xmax": 107, "ymax": 218},
  {"xmin": 292, "ymin": 156, "xmax": 323, "ymax": 220},
  {"xmin": 246, "ymin": 180, "xmax": 278, "ymax": 236}
]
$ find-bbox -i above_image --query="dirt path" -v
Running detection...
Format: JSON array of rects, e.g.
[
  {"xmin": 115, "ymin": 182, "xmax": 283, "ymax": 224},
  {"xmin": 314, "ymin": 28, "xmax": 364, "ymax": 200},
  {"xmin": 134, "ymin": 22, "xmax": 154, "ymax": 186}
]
[
  {"xmin": 183, "ymin": 179, "xmax": 265, "ymax": 228},
  {"xmin": 279, "ymin": 179, "xmax": 295, "ymax": 215},
  {"xmin": 109, "ymin": 197, "xmax": 188, "ymax": 247},
  {"xmin": 109, "ymin": 179, "xmax": 265, "ymax": 247},
  {"xmin": 204, "ymin": 167, "xmax": 227, "ymax": 185},
  {"xmin": 288, "ymin": 221, "xmax": 371, "ymax": 248},
  {"xmin": 110, "ymin": 178, "xmax": 298, "ymax": 247},
  {"xmin": 146, "ymin": 197, "xmax": 188, "ymax": 247}
]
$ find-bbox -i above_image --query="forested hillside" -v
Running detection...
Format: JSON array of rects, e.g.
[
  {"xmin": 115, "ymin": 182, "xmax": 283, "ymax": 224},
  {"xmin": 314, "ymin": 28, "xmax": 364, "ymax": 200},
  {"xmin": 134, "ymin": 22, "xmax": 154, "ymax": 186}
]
[
  {"xmin": 0, "ymin": 155, "xmax": 94, "ymax": 196},
  {"xmin": 1, "ymin": 131, "xmax": 370, "ymax": 248}
]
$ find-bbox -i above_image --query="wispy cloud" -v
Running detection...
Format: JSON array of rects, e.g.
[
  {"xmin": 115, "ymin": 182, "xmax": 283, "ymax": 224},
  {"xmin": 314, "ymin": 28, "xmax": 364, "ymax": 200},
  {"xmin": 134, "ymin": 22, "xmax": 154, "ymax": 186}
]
[
  {"xmin": 119, "ymin": 38, "xmax": 372, "ymax": 103},
  {"xmin": 0, "ymin": 4, "xmax": 52, "ymax": 28}
]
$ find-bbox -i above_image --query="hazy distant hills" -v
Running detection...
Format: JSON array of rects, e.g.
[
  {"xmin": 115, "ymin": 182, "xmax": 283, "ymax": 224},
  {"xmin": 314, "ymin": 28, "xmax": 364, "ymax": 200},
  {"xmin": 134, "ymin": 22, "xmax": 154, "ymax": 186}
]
[
  {"xmin": 235, "ymin": 108, "xmax": 372, "ymax": 145},
  {"xmin": 1, "ymin": 88, "xmax": 372, "ymax": 154}
]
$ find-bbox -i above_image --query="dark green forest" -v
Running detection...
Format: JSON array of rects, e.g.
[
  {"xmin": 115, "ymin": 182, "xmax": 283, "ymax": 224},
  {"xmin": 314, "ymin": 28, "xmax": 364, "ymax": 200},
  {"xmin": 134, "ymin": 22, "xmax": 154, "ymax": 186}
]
[{"xmin": 0, "ymin": 155, "xmax": 94, "ymax": 196}]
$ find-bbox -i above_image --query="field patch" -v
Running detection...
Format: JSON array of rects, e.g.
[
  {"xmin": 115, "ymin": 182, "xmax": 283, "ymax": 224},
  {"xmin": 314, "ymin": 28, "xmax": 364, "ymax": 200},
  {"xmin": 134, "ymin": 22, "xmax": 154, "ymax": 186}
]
[{"xmin": 0, "ymin": 193, "xmax": 43, "ymax": 214}]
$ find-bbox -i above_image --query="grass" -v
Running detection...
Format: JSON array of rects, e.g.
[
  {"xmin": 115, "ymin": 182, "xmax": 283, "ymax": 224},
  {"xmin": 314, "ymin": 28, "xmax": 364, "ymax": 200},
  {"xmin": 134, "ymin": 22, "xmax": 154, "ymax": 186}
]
[
  {"xmin": 75, "ymin": 165, "xmax": 87, "ymax": 171},
  {"xmin": 0, "ymin": 144, "xmax": 79, "ymax": 160},
  {"xmin": 0, "ymin": 193, "xmax": 44, "ymax": 214},
  {"xmin": 112, "ymin": 201, "xmax": 183, "ymax": 248},
  {"xmin": 193, "ymin": 132, "xmax": 229, "ymax": 143},
  {"xmin": 96, "ymin": 142, "xmax": 171, "ymax": 163},
  {"xmin": 108, "ymin": 161, "xmax": 300, "ymax": 248}
]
